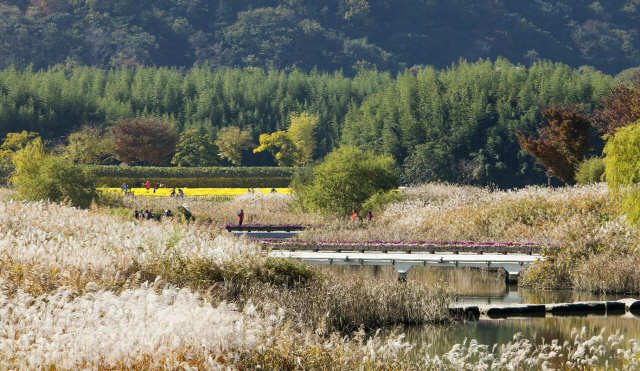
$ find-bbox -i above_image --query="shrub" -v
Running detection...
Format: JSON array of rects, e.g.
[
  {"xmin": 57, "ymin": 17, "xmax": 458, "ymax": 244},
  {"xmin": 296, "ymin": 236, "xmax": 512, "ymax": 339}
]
[
  {"xmin": 293, "ymin": 146, "xmax": 398, "ymax": 215},
  {"xmin": 575, "ymin": 157, "xmax": 605, "ymax": 184},
  {"xmin": 603, "ymin": 121, "xmax": 640, "ymax": 224},
  {"xmin": 361, "ymin": 190, "xmax": 406, "ymax": 214},
  {"xmin": 11, "ymin": 139, "xmax": 97, "ymax": 208}
]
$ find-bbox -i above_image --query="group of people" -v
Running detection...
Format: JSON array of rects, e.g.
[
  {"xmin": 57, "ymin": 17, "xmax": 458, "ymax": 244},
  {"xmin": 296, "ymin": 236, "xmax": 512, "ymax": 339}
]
[
  {"xmin": 120, "ymin": 183, "xmax": 134, "ymax": 196},
  {"xmin": 169, "ymin": 188, "xmax": 185, "ymax": 198},
  {"xmin": 120, "ymin": 182, "xmax": 185, "ymax": 198},
  {"xmin": 134, "ymin": 208, "xmax": 173, "ymax": 220},
  {"xmin": 246, "ymin": 188, "xmax": 278, "ymax": 194},
  {"xmin": 144, "ymin": 181, "xmax": 166, "ymax": 192},
  {"xmin": 351, "ymin": 209, "xmax": 373, "ymax": 221}
]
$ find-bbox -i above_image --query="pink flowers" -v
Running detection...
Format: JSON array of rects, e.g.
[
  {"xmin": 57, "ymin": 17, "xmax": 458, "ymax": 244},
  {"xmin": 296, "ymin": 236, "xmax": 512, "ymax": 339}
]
[
  {"xmin": 259, "ymin": 238, "xmax": 556, "ymax": 248},
  {"xmin": 225, "ymin": 223, "xmax": 319, "ymax": 228}
]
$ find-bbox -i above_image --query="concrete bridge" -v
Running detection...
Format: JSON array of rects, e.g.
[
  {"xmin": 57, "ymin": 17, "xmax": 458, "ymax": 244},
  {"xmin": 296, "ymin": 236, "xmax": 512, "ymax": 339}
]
[{"xmin": 269, "ymin": 250, "xmax": 543, "ymax": 283}]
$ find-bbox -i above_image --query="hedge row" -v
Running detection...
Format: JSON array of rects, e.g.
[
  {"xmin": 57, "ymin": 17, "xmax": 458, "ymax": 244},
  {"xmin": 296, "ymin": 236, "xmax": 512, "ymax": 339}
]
[
  {"xmin": 85, "ymin": 165, "xmax": 296, "ymax": 179},
  {"xmin": 97, "ymin": 177, "xmax": 292, "ymax": 188}
]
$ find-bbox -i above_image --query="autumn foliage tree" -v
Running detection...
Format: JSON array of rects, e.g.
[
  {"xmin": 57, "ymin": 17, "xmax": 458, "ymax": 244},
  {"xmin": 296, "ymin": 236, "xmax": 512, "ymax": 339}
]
[
  {"xmin": 516, "ymin": 107, "xmax": 591, "ymax": 184},
  {"xmin": 63, "ymin": 125, "xmax": 113, "ymax": 164},
  {"xmin": 0, "ymin": 131, "xmax": 40, "ymax": 164},
  {"xmin": 593, "ymin": 79, "xmax": 640, "ymax": 135},
  {"xmin": 254, "ymin": 131, "xmax": 299, "ymax": 167},
  {"xmin": 214, "ymin": 127, "xmax": 254, "ymax": 166},
  {"xmin": 110, "ymin": 118, "xmax": 178, "ymax": 165},
  {"xmin": 254, "ymin": 112, "xmax": 319, "ymax": 166}
]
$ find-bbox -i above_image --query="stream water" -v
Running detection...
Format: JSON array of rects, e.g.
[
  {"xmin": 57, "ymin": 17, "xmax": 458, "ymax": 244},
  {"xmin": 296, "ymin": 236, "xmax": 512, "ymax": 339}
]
[{"xmin": 320, "ymin": 265, "xmax": 640, "ymax": 356}]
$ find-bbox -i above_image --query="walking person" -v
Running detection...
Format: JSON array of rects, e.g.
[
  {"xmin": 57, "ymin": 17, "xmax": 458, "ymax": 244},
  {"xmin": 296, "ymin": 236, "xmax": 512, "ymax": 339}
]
[
  {"xmin": 366, "ymin": 211, "xmax": 373, "ymax": 221},
  {"xmin": 237, "ymin": 209, "xmax": 245, "ymax": 226},
  {"xmin": 144, "ymin": 181, "xmax": 151, "ymax": 190},
  {"xmin": 351, "ymin": 209, "xmax": 359, "ymax": 221}
]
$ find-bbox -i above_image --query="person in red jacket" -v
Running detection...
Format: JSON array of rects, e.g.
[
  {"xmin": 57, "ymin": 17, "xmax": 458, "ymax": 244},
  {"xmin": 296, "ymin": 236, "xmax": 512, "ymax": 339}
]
[
  {"xmin": 351, "ymin": 209, "xmax": 359, "ymax": 221},
  {"xmin": 144, "ymin": 181, "xmax": 151, "ymax": 190},
  {"xmin": 237, "ymin": 209, "xmax": 245, "ymax": 226}
]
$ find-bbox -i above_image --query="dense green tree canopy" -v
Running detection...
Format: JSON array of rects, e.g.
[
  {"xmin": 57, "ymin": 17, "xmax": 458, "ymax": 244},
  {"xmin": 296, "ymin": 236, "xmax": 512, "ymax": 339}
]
[{"xmin": 0, "ymin": 59, "xmax": 615, "ymax": 186}]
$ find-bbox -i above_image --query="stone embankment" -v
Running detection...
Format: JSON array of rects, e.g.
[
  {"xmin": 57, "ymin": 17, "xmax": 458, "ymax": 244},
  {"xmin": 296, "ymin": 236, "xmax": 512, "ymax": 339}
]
[{"xmin": 451, "ymin": 298, "xmax": 640, "ymax": 319}]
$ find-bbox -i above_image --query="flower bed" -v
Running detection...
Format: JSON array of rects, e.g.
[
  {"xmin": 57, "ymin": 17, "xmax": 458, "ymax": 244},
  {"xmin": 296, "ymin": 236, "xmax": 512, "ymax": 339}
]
[
  {"xmin": 100, "ymin": 187, "xmax": 291, "ymax": 197},
  {"xmin": 225, "ymin": 223, "xmax": 319, "ymax": 228},
  {"xmin": 259, "ymin": 238, "xmax": 555, "ymax": 248}
]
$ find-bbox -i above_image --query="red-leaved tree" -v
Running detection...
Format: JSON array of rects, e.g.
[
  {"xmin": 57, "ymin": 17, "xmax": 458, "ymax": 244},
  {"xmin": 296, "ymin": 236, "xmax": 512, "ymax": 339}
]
[
  {"xmin": 593, "ymin": 79, "xmax": 640, "ymax": 136},
  {"xmin": 516, "ymin": 107, "xmax": 591, "ymax": 184},
  {"xmin": 111, "ymin": 118, "xmax": 178, "ymax": 165}
]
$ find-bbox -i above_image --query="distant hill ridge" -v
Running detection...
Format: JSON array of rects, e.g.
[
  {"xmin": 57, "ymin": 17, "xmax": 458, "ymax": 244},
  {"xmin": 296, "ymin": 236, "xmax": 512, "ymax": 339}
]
[{"xmin": 2, "ymin": 0, "xmax": 640, "ymax": 74}]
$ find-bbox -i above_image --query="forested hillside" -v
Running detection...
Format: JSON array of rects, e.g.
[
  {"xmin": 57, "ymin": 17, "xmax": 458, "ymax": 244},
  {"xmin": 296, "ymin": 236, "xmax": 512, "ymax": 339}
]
[
  {"xmin": 0, "ymin": 59, "xmax": 613, "ymax": 187},
  {"xmin": 2, "ymin": 0, "xmax": 640, "ymax": 74}
]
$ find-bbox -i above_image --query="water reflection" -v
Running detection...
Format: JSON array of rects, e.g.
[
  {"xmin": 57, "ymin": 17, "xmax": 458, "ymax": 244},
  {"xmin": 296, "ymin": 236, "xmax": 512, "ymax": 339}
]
[
  {"xmin": 322, "ymin": 265, "xmax": 640, "ymax": 357},
  {"xmin": 404, "ymin": 315, "xmax": 640, "ymax": 356},
  {"xmin": 320, "ymin": 265, "xmax": 636, "ymax": 305}
]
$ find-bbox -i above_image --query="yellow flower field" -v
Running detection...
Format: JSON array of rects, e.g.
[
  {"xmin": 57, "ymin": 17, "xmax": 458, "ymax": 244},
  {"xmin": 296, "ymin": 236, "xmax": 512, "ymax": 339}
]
[{"xmin": 100, "ymin": 187, "xmax": 291, "ymax": 197}]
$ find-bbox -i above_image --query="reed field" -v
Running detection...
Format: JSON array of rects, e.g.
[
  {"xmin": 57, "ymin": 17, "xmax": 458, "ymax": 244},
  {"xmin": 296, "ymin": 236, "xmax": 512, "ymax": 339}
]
[
  {"xmin": 296, "ymin": 183, "xmax": 640, "ymax": 293},
  {"xmin": 108, "ymin": 182, "xmax": 640, "ymax": 293},
  {"xmin": 0, "ymin": 192, "xmax": 451, "ymax": 369},
  {"xmin": 117, "ymin": 191, "xmax": 323, "ymax": 226},
  {"xmin": 3, "ymin": 183, "xmax": 640, "ymax": 369}
]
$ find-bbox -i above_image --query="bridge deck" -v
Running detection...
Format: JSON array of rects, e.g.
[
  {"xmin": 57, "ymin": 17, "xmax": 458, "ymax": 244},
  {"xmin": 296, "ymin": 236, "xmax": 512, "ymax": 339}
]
[{"xmin": 270, "ymin": 250, "xmax": 543, "ymax": 283}]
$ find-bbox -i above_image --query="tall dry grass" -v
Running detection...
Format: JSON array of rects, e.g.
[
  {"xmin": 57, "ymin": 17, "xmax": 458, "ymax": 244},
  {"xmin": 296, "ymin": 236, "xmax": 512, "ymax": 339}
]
[
  {"xmin": 246, "ymin": 274, "xmax": 452, "ymax": 334},
  {"xmin": 238, "ymin": 326, "xmax": 640, "ymax": 370},
  {"xmin": 120, "ymin": 192, "xmax": 323, "ymax": 226},
  {"xmin": 301, "ymin": 183, "xmax": 614, "ymax": 244},
  {"xmin": 0, "ymin": 195, "xmax": 458, "ymax": 368},
  {"xmin": 293, "ymin": 183, "xmax": 640, "ymax": 294}
]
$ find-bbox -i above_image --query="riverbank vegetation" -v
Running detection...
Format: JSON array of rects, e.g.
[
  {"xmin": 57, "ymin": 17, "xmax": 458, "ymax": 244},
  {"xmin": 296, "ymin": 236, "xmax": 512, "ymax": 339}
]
[
  {"xmin": 290, "ymin": 182, "xmax": 640, "ymax": 294},
  {"xmin": 4, "ymin": 189, "xmax": 640, "ymax": 369},
  {"xmin": 0, "ymin": 191, "xmax": 457, "ymax": 368},
  {"xmin": 99, "ymin": 177, "xmax": 640, "ymax": 295}
]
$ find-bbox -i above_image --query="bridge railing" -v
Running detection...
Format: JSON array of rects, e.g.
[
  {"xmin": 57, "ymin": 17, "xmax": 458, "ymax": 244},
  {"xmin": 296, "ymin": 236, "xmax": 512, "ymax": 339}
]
[{"xmin": 263, "ymin": 243, "xmax": 543, "ymax": 255}]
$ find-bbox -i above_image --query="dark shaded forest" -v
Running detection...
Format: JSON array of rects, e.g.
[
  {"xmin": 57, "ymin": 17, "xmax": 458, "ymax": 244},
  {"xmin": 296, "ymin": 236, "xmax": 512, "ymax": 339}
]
[
  {"xmin": 0, "ymin": 59, "xmax": 614, "ymax": 187},
  {"xmin": 3, "ymin": 0, "xmax": 640, "ymax": 75}
]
